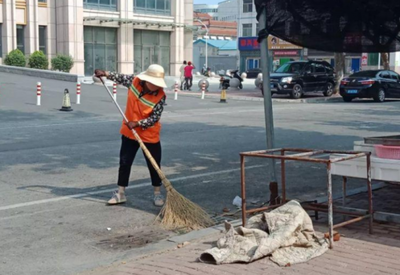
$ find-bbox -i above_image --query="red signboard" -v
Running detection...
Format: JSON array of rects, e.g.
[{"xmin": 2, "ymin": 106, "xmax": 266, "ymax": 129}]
[
  {"xmin": 239, "ymin": 37, "xmax": 260, "ymax": 50},
  {"xmin": 273, "ymin": 50, "xmax": 299, "ymax": 56},
  {"xmin": 361, "ymin": 53, "xmax": 368, "ymax": 66}
]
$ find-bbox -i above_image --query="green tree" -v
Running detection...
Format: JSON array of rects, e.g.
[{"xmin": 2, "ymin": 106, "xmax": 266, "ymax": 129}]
[
  {"xmin": 28, "ymin": 51, "xmax": 49, "ymax": 69},
  {"xmin": 51, "ymin": 54, "xmax": 74, "ymax": 72},
  {"xmin": 4, "ymin": 49, "xmax": 26, "ymax": 67}
]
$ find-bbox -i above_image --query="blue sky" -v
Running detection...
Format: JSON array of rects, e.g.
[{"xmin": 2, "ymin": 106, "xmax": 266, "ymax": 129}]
[{"xmin": 194, "ymin": 0, "xmax": 220, "ymax": 4}]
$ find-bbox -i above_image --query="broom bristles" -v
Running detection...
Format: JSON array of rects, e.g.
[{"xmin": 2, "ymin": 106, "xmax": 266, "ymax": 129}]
[{"xmin": 157, "ymin": 186, "xmax": 215, "ymax": 230}]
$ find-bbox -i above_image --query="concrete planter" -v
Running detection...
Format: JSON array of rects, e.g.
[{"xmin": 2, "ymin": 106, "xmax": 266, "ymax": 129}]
[{"xmin": 0, "ymin": 65, "xmax": 82, "ymax": 82}]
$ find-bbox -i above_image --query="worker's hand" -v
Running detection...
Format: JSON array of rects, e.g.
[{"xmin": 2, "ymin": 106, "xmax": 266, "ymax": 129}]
[
  {"xmin": 125, "ymin": 121, "xmax": 139, "ymax": 130},
  {"xmin": 94, "ymin": 69, "xmax": 108, "ymax": 78}
]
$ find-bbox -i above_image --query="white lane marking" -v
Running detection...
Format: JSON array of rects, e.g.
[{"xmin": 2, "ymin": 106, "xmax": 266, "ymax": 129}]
[{"xmin": 0, "ymin": 164, "xmax": 263, "ymax": 212}]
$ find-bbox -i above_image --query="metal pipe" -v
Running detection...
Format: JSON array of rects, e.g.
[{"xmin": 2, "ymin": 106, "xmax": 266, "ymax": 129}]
[
  {"xmin": 289, "ymin": 150, "xmax": 325, "ymax": 158},
  {"xmin": 238, "ymin": 153, "xmax": 331, "ymax": 163},
  {"xmin": 367, "ymin": 154, "xmax": 373, "ymax": 234},
  {"xmin": 196, "ymin": 19, "xmax": 209, "ymax": 69},
  {"xmin": 241, "ymin": 155, "xmax": 246, "ymax": 227},
  {"xmin": 246, "ymin": 204, "xmax": 284, "ymax": 214},
  {"xmin": 333, "ymin": 215, "xmax": 370, "ymax": 229},
  {"xmin": 327, "ymin": 163, "xmax": 334, "ymax": 248},
  {"xmin": 281, "ymin": 149, "xmax": 286, "ymax": 203},
  {"xmin": 259, "ymin": 7, "xmax": 277, "ymax": 183},
  {"xmin": 330, "ymin": 153, "xmax": 367, "ymax": 163},
  {"xmin": 343, "ymin": 176, "xmax": 347, "ymax": 206}
]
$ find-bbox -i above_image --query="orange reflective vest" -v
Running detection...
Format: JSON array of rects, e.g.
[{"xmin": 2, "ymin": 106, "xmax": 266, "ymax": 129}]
[{"xmin": 120, "ymin": 78, "xmax": 166, "ymax": 143}]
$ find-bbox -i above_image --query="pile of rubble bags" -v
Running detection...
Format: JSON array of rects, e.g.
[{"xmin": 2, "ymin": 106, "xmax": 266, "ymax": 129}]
[{"xmin": 200, "ymin": 200, "xmax": 329, "ymax": 266}]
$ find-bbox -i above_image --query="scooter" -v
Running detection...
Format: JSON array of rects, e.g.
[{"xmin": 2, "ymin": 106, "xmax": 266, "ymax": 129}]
[
  {"xmin": 219, "ymin": 70, "xmax": 244, "ymax": 90},
  {"xmin": 230, "ymin": 69, "xmax": 244, "ymax": 89}
]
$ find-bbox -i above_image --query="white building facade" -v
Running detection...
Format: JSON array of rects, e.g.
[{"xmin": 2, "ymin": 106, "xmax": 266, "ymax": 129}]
[
  {"xmin": 217, "ymin": 0, "xmax": 238, "ymax": 22},
  {"xmin": 0, "ymin": 0, "xmax": 194, "ymax": 76}
]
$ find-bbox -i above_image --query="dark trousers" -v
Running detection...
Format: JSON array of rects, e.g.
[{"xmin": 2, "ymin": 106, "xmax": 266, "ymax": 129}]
[
  {"xmin": 117, "ymin": 135, "xmax": 162, "ymax": 187},
  {"xmin": 185, "ymin": 76, "xmax": 193, "ymax": 89}
]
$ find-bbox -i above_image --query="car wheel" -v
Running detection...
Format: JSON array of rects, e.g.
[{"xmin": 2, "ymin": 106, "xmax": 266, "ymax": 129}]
[
  {"xmin": 323, "ymin": 82, "xmax": 334, "ymax": 97},
  {"xmin": 291, "ymin": 84, "xmax": 303, "ymax": 99},
  {"xmin": 342, "ymin": 96, "xmax": 353, "ymax": 102},
  {"xmin": 373, "ymin": 88, "xmax": 385, "ymax": 102}
]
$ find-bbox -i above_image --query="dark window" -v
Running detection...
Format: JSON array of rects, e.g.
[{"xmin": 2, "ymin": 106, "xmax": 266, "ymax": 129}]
[
  {"xmin": 39, "ymin": 26, "xmax": 47, "ymax": 54},
  {"xmin": 380, "ymin": 71, "xmax": 391, "ymax": 79},
  {"xmin": 242, "ymin": 24, "xmax": 252, "ymax": 37},
  {"xmin": 243, "ymin": 0, "xmax": 253, "ymax": 13},
  {"xmin": 84, "ymin": 27, "xmax": 117, "ymax": 76},
  {"xmin": 275, "ymin": 62, "xmax": 306, "ymax": 73},
  {"xmin": 83, "ymin": 0, "xmax": 117, "ymax": 11},
  {"xmin": 17, "ymin": 25, "xmax": 25, "ymax": 54},
  {"xmin": 134, "ymin": 0, "xmax": 171, "ymax": 15},
  {"xmin": 351, "ymin": 71, "xmax": 379, "ymax": 77},
  {"xmin": 38, "ymin": 0, "xmax": 47, "ymax": 2},
  {"xmin": 303, "ymin": 64, "xmax": 315, "ymax": 74},
  {"xmin": 389, "ymin": 72, "xmax": 399, "ymax": 80},
  {"xmin": 314, "ymin": 63, "xmax": 326, "ymax": 73}
]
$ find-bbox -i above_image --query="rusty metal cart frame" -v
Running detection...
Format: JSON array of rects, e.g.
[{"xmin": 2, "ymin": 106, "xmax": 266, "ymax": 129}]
[{"xmin": 240, "ymin": 148, "xmax": 372, "ymax": 248}]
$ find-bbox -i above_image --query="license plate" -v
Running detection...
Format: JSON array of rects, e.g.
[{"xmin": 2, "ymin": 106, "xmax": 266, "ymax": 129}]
[{"xmin": 347, "ymin": 89, "xmax": 358, "ymax": 94}]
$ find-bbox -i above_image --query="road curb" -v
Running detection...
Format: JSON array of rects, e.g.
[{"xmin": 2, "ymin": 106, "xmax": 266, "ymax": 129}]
[{"xmin": 164, "ymin": 90, "xmax": 342, "ymax": 103}]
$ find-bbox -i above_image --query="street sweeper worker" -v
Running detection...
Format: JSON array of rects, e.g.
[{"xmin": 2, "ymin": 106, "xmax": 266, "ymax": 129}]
[{"xmin": 94, "ymin": 64, "xmax": 167, "ymax": 207}]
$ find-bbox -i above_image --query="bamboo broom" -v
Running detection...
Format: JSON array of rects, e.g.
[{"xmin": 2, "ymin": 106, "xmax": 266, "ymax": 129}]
[{"xmin": 99, "ymin": 77, "xmax": 214, "ymax": 230}]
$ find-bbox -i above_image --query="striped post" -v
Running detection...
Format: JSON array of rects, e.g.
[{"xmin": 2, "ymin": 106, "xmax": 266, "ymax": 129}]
[
  {"xmin": 36, "ymin": 82, "xmax": 41, "ymax": 106},
  {"xmin": 76, "ymin": 82, "xmax": 81, "ymax": 105},
  {"xmin": 174, "ymin": 81, "xmax": 179, "ymax": 100},
  {"xmin": 201, "ymin": 82, "xmax": 205, "ymax": 100},
  {"xmin": 113, "ymin": 83, "xmax": 117, "ymax": 101}
]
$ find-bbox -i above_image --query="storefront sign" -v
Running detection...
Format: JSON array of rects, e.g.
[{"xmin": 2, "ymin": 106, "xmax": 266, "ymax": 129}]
[
  {"xmin": 239, "ymin": 37, "xmax": 260, "ymax": 51},
  {"xmin": 268, "ymin": 36, "xmax": 302, "ymax": 50},
  {"xmin": 361, "ymin": 53, "xmax": 368, "ymax": 66},
  {"xmin": 239, "ymin": 36, "xmax": 302, "ymax": 51},
  {"xmin": 273, "ymin": 50, "xmax": 299, "ymax": 56}
]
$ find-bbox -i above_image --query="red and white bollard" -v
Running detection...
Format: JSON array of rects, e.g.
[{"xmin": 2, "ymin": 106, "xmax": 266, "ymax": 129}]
[
  {"xmin": 201, "ymin": 82, "xmax": 206, "ymax": 100},
  {"xmin": 174, "ymin": 81, "xmax": 179, "ymax": 100},
  {"xmin": 76, "ymin": 82, "xmax": 81, "ymax": 105},
  {"xmin": 113, "ymin": 83, "xmax": 117, "ymax": 101},
  {"xmin": 36, "ymin": 82, "xmax": 41, "ymax": 106}
]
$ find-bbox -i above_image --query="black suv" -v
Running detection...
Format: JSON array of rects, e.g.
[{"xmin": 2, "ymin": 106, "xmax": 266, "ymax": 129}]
[{"xmin": 262, "ymin": 60, "xmax": 336, "ymax": 99}]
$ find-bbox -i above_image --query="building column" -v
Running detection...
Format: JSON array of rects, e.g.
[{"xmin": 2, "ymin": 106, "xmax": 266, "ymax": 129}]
[
  {"xmin": 118, "ymin": 0, "xmax": 134, "ymax": 74},
  {"xmin": 56, "ymin": 0, "xmax": 84, "ymax": 75},
  {"xmin": 47, "ymin": 0, "xmax": 57, "ymax": 60},
  {"xmin": 3, "ymin": 0, "xmax": 17, "ymax": 56},
  {"xmin": 26, "ymin": 0, "xmax": 39, "ymax": 55},
  {"xmin": 170, "ymin": 0, "xmax": 185, "ymax": 76},
  {"xmin": 183, "ymin": 0, "xmax": 193, "ymax": 68}
]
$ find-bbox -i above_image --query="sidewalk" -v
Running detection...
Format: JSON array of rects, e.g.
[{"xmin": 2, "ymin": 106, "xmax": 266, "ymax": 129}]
[
  {"xmin": 80, "ymin": 220, "xmax": 400, "ymax": 275},
  {"xmin": 79, "ymin": 185, "xmax": 400, "ymax": 275}
]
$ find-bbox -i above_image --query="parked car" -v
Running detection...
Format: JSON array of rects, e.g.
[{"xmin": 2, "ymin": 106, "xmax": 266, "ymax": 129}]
[
  {"xmin": 246, "ymin": 68, "xmax": 262, "ymax": 79},
  {"xmin": 264, "ymin": 60, "xmax": 335, "ymax": 98},
  {"xmin": 340, "ymin": 70, "xmax": 400, "ymax": 102}
]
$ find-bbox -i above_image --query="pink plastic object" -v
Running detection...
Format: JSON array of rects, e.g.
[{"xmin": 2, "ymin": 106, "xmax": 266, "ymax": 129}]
[{"xmin": 375, "ymin": 144, "xmax": 400, "ymax": 160}]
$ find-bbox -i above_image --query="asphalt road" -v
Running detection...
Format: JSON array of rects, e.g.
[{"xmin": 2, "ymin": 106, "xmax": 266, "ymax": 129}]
[{"xmin": 1, "ymin": 72, "xmax": 400, "ymax": 275}]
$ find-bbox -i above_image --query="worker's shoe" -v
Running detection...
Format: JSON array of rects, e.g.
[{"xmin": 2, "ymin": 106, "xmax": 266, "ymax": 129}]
[
  {"xmin": 107, "ymin": 191, "xmax": 127, "ymax": 205},
  {"xmin": 153, "ymin": 193, "xmax": 165, "ymax": 207}
]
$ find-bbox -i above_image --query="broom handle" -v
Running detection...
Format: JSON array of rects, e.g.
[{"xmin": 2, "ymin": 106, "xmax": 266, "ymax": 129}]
[{"xmin": 99, "ymin": 77, "xmax": 173, "ymax": 191}]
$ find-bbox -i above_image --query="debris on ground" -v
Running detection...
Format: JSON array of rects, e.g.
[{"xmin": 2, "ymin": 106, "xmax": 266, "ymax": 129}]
[
  {"xmin": 199, "ymin": 200, "xmax": 329, "ymax": 266},
  {"xmin": 232, "ymin": 196, "xmax": 242, "ymax": 207},
  {"xmin": 177, "ymin": 241, "xmax": 190, "ymax": 249}
]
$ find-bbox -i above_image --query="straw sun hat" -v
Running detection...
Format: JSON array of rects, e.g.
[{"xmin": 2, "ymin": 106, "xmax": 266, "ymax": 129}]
[{"xmin": 136, "ymin": 64, "xmax": 167, "ymax": 88}]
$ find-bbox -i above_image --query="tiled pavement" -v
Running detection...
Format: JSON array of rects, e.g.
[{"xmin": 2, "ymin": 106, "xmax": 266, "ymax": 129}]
[{"xmin": 79, "ymin": 185, "xmax": 400, "ymax": 275}]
